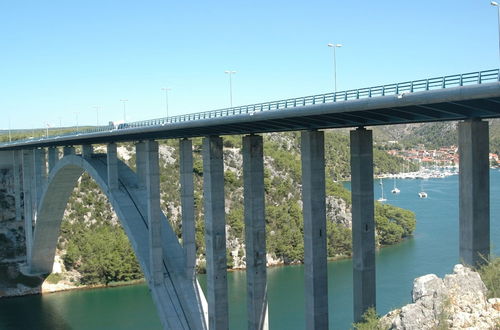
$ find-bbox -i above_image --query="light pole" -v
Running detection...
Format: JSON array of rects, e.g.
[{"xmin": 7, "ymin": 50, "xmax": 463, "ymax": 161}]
[
  {"xmin": 93, "ymin": 106, "xmax": 100, "ymax": 126},
  {"xmin": 161, "ymin": 87, "xmax": 172, "ymax": 118},
  {"xmin": 327, "ymin": 43, "xmax": 343, "ymax": 92},
  {"xmin": 491, "ymin": 1, "xmax": 500, "ymax": 66},
  {"xmin": 8, "ymin": 117, "xmax": 11, "ymax": 142},
  {"xmin": 120, "ymin": 99, "xmax": 128, "ymax": 122},
  {"xmin": 224, "ymin": 70, "xmax": 236, "ymax": 107},
  {"xmin": 74, "ymin": 112, "xmax": 79, "ymax": 132}
]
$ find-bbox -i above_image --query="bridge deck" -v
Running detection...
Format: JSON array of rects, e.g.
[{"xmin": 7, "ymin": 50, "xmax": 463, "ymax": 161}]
[{"xmin": 2, "ymin": 69, "xmax": 500, "ymax": 150}]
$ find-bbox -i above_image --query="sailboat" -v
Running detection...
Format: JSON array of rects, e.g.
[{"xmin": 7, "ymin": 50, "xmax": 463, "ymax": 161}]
[
  {"xmin": 391, "ymin": 176, "xmax": 400, "ymax": 194},
  {"xmin": 418, "ymin": 179, "xmax": 427, "ymax": 198},
  {"xmin": 377, "ymin": 179, "xmax": 387, "ymax": 202}
]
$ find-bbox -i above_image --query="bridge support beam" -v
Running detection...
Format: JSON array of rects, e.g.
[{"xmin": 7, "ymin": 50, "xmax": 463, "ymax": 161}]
[
  {"xmin": 243, "ymin": 134, "xmax": 269, "ymax": 330},
  {"xmin": 301, "ymin": 130, "xmax": 328, "ymax": 330},
  {"xmin": 458, "ymin": 119, "xmax": 490, "ymax": 266},
  {"xmin": 22, "ymin": 150, "xmax": 34, "ymax": 265},
  {"xmin": 202, "ymin": 135, "xmax": 228, "ymax": 330},
  {"xmin": 180, "ymin": 138, "xmax": 196, "ymax": 279},
  {"xmin": 135, "ymin": 142, "xmax": 147, "ymax": 189},
  {"xmin": 107, "ymin": 143, "xmax": 118, "ymax": 191},
  {"xmin": 350, "ymin": 127, "xmax": 376, "ymax": 322},
  {"xmin": 145, "ymin": 140, "xmax": 164, "ymax": 286},
  {"xmin": 48, "ymin": 147, "xmax": 58, "ymax": 172},
  {"xmin": 34, "ymin": 148, "xmax": 47, "ymax": 207},
  {"xmin": 12, "ymin": 150, "xmax": 22, "ymax": 222},
  {"xmin": 82, "ymin": 144, "xmax": 93, "ymax": 158},
  {"xmin": 63, "ymin": 146, "xmax": 75, "ymax": 156}
]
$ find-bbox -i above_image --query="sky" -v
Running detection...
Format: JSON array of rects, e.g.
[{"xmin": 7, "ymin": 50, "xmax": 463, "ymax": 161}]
[{"xmin": 1, "ymin": 0, "xmax": 498, "ymax": 129}]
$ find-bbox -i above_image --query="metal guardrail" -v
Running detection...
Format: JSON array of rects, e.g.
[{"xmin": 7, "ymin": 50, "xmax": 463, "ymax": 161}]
[{"xmin": 3, "ymin": 69, "xmax": 499, "ymax": 146}]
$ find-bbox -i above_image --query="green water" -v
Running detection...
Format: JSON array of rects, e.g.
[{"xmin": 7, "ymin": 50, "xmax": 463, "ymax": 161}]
[{"xmin": 1, "ymin": 171, "xmax": 499, "ymax": 329}]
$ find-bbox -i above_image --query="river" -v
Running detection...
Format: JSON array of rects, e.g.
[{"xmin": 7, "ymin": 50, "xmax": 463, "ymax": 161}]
[{"xmin": 1, "ymin": 170, "xmax": 499, "ymax": 329}]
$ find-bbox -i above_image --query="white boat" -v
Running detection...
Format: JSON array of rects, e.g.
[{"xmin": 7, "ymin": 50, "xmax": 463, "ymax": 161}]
[
  {"xmin": 377, "ymin": 179, "xmax": 387, "ymax": 202},
  {"xmin": 418, "ymin": 180, "xmax": 427, "ymax": 198},
  {"xmin": 391, "ymin": 177, "xmax": 400, "ymax": 194},
  {"xmin": 418, "ymin": 191, "xmax": 428, "ymax": 198}
]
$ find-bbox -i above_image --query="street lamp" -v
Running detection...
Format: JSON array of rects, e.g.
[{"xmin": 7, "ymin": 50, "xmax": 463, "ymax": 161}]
[
  {"xmin": 491, "ymin": 1, "xmax": 500, "ymax": 66},
  {"xmin": 327, "ymin": 43, "xmax": 343, "ymax": 92},
  {"xmin": 120, "ymin": 99, "xmax": 128, "ymax": 122},
  {"xmin": 74, "ymin": 112, "xmax": 79, "ymax": 133},
  {"xmin": 161, "ymin": 87, "xmax": 172, "ymax": 118},
  {"xmin": 93, "ymin": 106, "xmax": 100, "ymax": 126},
  {"xmin": 224, "ymin": 70, "xmax": 236, "ymax": 107}
]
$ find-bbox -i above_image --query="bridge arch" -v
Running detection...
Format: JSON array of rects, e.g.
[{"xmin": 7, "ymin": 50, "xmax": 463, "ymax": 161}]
[{"xmin": 29, "ymin": 153, "xmax": 207, "ymax": 329}]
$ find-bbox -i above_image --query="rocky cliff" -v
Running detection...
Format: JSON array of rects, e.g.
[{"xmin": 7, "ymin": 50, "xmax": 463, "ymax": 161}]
[{"xmin": 380, "ymin": 264, "xmax": 500, "ymax": 329}]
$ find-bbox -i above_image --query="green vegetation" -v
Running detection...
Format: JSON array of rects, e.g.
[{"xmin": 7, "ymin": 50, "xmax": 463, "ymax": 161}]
[
  {"xmin": 352, "ymin": 307, "xmax": 383, "ymax": 330},
  {"xmin": 478, "ymin": 256, "xmax": 500, "ymax": 299}
]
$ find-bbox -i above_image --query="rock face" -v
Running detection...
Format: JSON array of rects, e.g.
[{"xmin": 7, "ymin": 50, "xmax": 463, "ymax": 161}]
[{"xmin": 381, "ymin": 264, "xmax": 500, "ymax": 329}]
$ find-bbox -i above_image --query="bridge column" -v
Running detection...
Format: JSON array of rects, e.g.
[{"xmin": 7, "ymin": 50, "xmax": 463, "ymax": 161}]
[
  {"xmin": 107, "ymin": 143, "xmax": 118, "ymax": 191},
  {"xmin": 63, "ymin": 146, "xmax": 75, "ymax": 156},
  {"xmin": 243, "ymin": 134, "xmax": 269, "ymax": 330},
  {"xmin": 145, "ymin": 140, "xmax": 164, "ymax": 286},
  {"xmin": 34, "ymin": 148, "xmax": 47, "ymax": 206},
  {"xmin": 301, "ymin": 130, "xmax": 328, "ymax": 330},
  {"xmin": 202, "ymin": 135, "xmax": 228, "ymax": 330},
  {"xmin": 180, "ymin": 138, "xmax": 196, "ymax": 279},
  {"xmin": 350, "ymin": 127, "xmax": 376, "ymax": 322},
  {"xmin": 135, "ymin": 142, "xmax": 147, "ymax": 189},
  {"xmin": 48, "ymin": 147, "xmax": 58, "ymax": 172},
  {"xmin": 22, "ymin": 150, "xmax": 34, "ymax": 265},
  {"xmin": 458, "ymin": 119, "xmax": 490, "ymax": 266},
  {"xmin": 12, "ymin": 150, "xmax": 22, "ymax": 222},
  {"xmin": 82, "ymin": 144, "xmax": 93, "ymax": 158}
]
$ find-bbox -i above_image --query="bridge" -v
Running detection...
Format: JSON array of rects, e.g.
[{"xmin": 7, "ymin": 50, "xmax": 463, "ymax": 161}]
[{"xmin": 0, "ymin": 69, "xmax": 498, "ymax": 329}]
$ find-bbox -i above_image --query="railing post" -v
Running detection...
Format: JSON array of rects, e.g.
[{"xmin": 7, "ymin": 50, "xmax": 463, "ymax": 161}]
[
  {"xmin": 243, "ymin": 134, "xmax": 268, "ymax": 330},
  {"xmin": 203, "ymin": 135, "xmax": 228, "ymax": 330},
  {"xmin": 350, "ymin": 127, "xmax": 376, "ymax": 323},
  {"xmin": 301, "ymin": 130, "xmax": 328, "ymax": 330}
]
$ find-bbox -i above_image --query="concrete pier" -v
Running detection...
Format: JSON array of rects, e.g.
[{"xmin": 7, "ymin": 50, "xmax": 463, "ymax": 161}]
[
  {"xmin": 145, "ymin": 140, "xmax": 164, "ymax": 286},
  {"xmin": 350, "ymin": 127, "xmax": 376, "ymax": 322},
  {"xmin": 82, "ymin": 144, "xmax": 93, "ymax": 158},
  {"xmin": 12, "ymin": 150, "xmax": 22, "ymax": 222},
  {"xmin": 48, "ymin": 147, "xmax": 58, "ymax": 172},
  {"xmin": 243, "ymin": 134, "xmax": 268, "ymax": 330},
  {"xmin": 63, "ymin": 146, "xmax": 75, "ymax": 156},
  {"xmin": 33, "ymin": 148, "xmax": 47, "ymax": 220},
  {"xmin": 135, "ymin": 142, "xmax": 147, "ymax": 189},
  {"xmin": 202, "ymin": 136, "xmax": 228, "ymax": 330},
  {"xmin": 179, "ymin": 138, "xmax": 196, "ymax": 279},
  {"xmin": 458, "ymin": 119, "xmax": 490, "ymax": 266},
  {"xmin": 22, "ymin": 150, "xmax": 34, "ymax": 264},
  {"xmin": 107, "ymin": 143, "xmax": 118, "ymax": 190},
  {"xmin": 301, "ymin": 130, "xmax": 328, "ymax": 330}
]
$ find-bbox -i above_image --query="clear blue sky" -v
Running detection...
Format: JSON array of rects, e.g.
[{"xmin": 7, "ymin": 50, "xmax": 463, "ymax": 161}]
[{"xmin": 1, "ymin": 0, "xmax": 497, "ymax": 129}]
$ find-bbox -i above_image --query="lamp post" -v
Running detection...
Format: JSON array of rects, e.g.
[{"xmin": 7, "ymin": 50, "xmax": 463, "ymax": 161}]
[
  {"xmin": 491, "ymin": 1, "xmax": 500, "ymax": 66},
  {"xmin": 224, "ymin": 70, "xmax": 236, "ymax": 107},
  {"xmin": 93, "ymin": 106, "xmax": 100, "ymax": 126},
  {"xmin": 120, "ymin": 99, "xmax": 128, "ymax": 122},
  {"xmin": 74, "ymin": 112, "xmax": 79, "ymax": 133},
  {"xmin": 327, "ymin": 43, "xmax": 343, "ymax": 92},
  {"xmin": 161, "ymin": 87, "xmax": 172, "ymax": 118}
]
